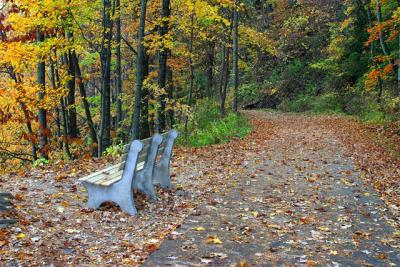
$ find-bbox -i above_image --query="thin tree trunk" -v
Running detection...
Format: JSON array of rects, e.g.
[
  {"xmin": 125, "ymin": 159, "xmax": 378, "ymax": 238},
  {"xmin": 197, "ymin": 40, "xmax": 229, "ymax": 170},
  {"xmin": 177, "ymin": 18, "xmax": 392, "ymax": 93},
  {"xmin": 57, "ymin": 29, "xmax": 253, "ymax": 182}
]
[
  {"xmin": 375, "ymin": 0, "xmax": 398, "ymax": 97},
  {"xmin": 37, "ymin": 29, "xmax": 48, "ymax": 159},
  {"xmin": 375, "ymin": 1, "xmax": 390, "ymax": 57},
  {"xmin": 365, "ymin": 2, "xmax": 384, "ymax": 103},
  {"xmin": 156, "ymin": 0, "xmax": 171, "ymax": 133},
  {"xmin": 220, "ymin": 13, "xmax": 234, "ymax": 116},
  {"xmin": 232, "ymin": 0, "xmax": 239, "ymax": 113},
  {"xmin": 166, "ymin": 67, "xmax": 174, "ymax": 127},
  {"xmin": 184, "ymin": 11, "xmax": 195, "ymax": 142},
  {"xmin": 99, "ymin": 0, "xmax": 113, "ymax": 154},
  {"xmin": 206, "ymin": 41, "xmax": 215, "ymax": 98},
  {"xmin": 140, "ymin": 51, "xmax": 150, "ymax": 139},
  {"xmin": 397, "ymin": 2, "xmax": 400, "ymax": 110},
  {"xmin": 53, "ymin": 54, "xmax": 73, "ymax": 159},
  {"xmin": 115, "ymin": 0, "xmax": 123, "ymax": 127},
  {"xmin": 131, "ymin": 0, "xmax": 148, "ymax": 140},
  {"xmin": 60, "ymin": 97, "xmax": 73, "ymax": 159},
  {"xmin": 71, "ymin": 51, "xmax": 99, "ymax": 156},
  {"xmin": 64, "ymin": 32, "xmax": 79, "ymax": 138},
  {"xmin": 19, "ymin": 100, "xmax": 37, "ymax": 161},
  {"xmin": 49, "ymin": 58, "xmax": 63, "ymax": 150}
]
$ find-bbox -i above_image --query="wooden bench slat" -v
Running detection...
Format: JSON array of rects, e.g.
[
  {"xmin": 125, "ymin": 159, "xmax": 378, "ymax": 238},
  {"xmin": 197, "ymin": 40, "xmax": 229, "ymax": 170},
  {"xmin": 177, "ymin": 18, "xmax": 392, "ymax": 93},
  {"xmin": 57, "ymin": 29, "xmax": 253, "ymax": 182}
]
[
  {"xmin": 85, "ymin": 161, "xmax": 146, "ymax": 187},
  {"xmin": 100, "ymin": 176, "xmax": 123, "ymax": 187},
  {"xmin": 137, "ymin": 161, "xmax": 144, "ymax": 171},
  {"xmin": 79, "ymin": 162, "xmax": 123, "ymax": 182},
  {"xmin": 83, "ymin": 164, "xmax": 123, "ymax": 183},
  {"xmin": 95, "ymin": 169, "xmax": 124, "ymax": 186}
]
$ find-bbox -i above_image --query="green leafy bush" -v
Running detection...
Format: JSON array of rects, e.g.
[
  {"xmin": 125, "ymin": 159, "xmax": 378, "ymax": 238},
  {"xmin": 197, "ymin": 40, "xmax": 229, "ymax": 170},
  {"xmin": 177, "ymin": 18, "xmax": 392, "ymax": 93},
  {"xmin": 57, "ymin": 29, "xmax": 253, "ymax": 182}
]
[
  {"xmin": 278, "ymin": 94, "xmax": 314, "ymax": 112},
  {"xmin": 312, "ymin": 93, "xmax": 343, "ymax": 114},
  {"xmin": 178, "ymin": 99, "xmax": 252, "ymax": 147},
  {"xmin": 103, "ymin": 143, "xmax": 125, "ymax": 157},
  {"xmin": 33, "ymin": 158, "xmax": 49, "ymax": 167},
  {"xmin": 238, "ymin": 83, "xmax": 263, "ymax": 104},
  {"xmin": 278, "ymin": 93, "xmax": 344, "ymax": 114}
]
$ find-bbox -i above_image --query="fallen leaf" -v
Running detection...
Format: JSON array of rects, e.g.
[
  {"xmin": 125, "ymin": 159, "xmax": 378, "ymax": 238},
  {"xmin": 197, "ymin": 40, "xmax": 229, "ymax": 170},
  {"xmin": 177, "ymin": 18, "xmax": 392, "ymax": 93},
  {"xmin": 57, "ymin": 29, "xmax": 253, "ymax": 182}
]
[
  {"xmin": 16, "ymin": 233, "xmax": 26, "ymax": 239},
  {"xmin": 206, "ymin": 236, "xmax": 223, "ymax": 244},
  {"xmin": 201, "ymin": 258, "xmax": 213, "ymax": 264},
  {"xmin": 330, "ymin": 250, "xmax": 338, "ymax": 255}
]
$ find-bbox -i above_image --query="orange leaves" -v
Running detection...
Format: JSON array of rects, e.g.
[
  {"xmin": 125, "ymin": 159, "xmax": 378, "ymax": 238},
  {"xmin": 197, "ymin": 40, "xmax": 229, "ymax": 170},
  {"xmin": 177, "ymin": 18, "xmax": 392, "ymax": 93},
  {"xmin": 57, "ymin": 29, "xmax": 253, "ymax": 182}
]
[
  {"xmin": 366, "ymin": 62, "xmax": 395, "ymax": 89},
  {"xmin": 367, "ymin": 68, "xmax": 381, "ymax": 80},
  {"xmin": 382, "ymin": 63, "xmax": 394, "ymax": 75}
]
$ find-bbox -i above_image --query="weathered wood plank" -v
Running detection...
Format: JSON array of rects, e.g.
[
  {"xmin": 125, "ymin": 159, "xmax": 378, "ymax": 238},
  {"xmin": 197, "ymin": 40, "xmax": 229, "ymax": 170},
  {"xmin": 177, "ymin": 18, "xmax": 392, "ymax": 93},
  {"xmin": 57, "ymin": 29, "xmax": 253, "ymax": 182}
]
[
  {"xmin": 83, "ymin": 165, "xmax": 122, "ymax": 184},
  {"xmin": 79, "ymin": 162, "xmax": 124, "ymax": 181},
  {"xmin": 95, "ymin": 170, "xmax": 124, "ymax": 186}
]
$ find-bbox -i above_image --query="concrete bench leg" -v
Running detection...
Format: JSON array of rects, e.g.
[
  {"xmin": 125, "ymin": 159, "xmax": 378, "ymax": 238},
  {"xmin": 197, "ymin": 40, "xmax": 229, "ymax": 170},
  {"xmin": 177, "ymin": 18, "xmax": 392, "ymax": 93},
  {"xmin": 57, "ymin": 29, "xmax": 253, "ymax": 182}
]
[
  {"xmin": 154, "ymin": 130, "xmax": 178, "ymax": 189},
  {"xmin": 83, "ymin": 181, "xmax": 138, "ymax": 215},
  {"xmin": 135, "ymin": 171, "xmax": 157, "ymax": 201},
  {"xmin": 154, "ymin": 162, "xmax": 171, "ymax": 189},
  {"xmin": 82, "ymin": 140, "xmax": 143, "ymax": 216},
  {"xmin": 133, "ymin": 134, "xmax": 162, "ymax": 201}
]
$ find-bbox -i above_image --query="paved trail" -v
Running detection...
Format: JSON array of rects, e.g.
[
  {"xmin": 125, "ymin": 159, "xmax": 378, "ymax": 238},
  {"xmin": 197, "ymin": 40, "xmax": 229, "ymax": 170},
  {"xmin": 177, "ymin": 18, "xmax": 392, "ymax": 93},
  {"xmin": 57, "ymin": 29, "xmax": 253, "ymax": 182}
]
[{"xmin": 143, "ymin": 111, "xmax": 400, "ymax": 266}]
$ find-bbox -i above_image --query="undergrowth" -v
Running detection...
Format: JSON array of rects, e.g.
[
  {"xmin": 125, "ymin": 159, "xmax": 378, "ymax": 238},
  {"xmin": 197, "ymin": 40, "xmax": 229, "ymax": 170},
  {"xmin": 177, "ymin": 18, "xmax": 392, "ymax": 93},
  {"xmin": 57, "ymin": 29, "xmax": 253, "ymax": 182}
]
[{"xmin": 177, "ymin": 100, "xmax": 252, "ymax": 147}]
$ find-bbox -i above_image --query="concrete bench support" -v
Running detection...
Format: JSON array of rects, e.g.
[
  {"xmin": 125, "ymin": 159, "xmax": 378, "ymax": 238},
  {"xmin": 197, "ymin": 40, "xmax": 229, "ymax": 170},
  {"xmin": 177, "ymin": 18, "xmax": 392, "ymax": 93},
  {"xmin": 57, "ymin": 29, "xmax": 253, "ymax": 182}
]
[
  {"xmin": 154, "ymin": 130, "xmax": 179, "ymax": 189},
  {"xmin": 82, "ymin": 141, "xmax": 143, "ymax": 215},
  {"xmin": 133, "ymin": 134, "xmax": 162, "ymax": 201}
]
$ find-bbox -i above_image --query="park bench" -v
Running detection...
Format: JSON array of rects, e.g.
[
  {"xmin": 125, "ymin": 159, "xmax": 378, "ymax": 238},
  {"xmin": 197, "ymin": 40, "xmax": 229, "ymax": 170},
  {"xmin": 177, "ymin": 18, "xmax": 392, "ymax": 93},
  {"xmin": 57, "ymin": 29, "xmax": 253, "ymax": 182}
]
[{"xmin": 79, "ymin": 130, "xmax": 178, "ymax": 215}]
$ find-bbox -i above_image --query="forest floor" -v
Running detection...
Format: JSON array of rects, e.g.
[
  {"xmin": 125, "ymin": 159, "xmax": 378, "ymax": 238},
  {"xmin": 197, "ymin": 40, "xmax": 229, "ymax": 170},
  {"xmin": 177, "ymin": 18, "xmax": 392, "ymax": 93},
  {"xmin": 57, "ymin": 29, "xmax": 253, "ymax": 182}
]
[{"xmin": 1, "ymin": 110, "xmax": 399, "ymax": 266}]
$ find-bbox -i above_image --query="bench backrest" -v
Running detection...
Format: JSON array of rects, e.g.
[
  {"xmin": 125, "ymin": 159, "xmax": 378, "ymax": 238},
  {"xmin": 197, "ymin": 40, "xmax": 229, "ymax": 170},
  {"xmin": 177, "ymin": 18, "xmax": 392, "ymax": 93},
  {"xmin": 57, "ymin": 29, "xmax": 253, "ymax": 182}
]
[{"xmin": 119, "ymin": 133, "xmax": 167, "ymax": 171}]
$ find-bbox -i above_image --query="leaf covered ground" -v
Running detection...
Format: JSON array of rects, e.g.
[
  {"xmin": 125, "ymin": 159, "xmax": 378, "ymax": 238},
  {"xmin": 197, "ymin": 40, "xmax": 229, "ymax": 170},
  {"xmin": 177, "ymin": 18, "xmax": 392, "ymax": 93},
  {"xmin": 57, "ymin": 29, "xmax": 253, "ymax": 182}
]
[{"xmin": 0, "ymin": 110, "xmax": 399, "ymax": 266}]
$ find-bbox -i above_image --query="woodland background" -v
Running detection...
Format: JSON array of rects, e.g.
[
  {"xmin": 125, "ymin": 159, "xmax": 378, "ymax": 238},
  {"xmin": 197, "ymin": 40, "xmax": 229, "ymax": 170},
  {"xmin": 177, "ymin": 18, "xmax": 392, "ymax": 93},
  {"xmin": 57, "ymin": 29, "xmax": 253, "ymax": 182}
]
[{"xmin": 0, "ymin": 0, "xmax": 399, "ymax": 170}]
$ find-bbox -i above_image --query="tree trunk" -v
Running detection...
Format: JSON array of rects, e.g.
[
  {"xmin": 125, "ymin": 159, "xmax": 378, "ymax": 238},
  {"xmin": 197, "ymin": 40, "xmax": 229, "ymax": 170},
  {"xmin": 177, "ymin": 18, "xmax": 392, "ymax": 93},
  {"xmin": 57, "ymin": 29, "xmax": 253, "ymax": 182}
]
[
  {"xmin": 99, "ymin": 0, "xmax": 113, "ymax": 154},
  {"xmin": 206, "ymin": 41, "xmax": 215, "ymax": 98},
  {"xmin": 115, "ymin": 0, "xmax": 123, "ymax": 127},
  {"xmin": 365, "ymin": 2, "xmax": 385, "ymax": 103},
  {"xmin": 131, "ymin": 0, "xmax": 148, "ymax": 140},
  {"xmin": 60, "ymin": 97, "xmax": 73, "ymax": 159},
  {"xmin": 20, "ymin": 101, "xmax": 37, "ymax": 161},
  {"xmin": 66, "ymin": 50, "xmax": 79, "ymax": 138},
  {"xmin": 37, "ymin": 29, "xmax": 48, "ymax": 159},
  {"xmin": 375, "ymin": 0, "xmax": 398, "ymax": 97},
  {"xmin": 156, "ymin": 0, "xmax": 171, "ymax": 133},
  {"xmin": 375, "ymin": 1, "xmax": 390, "ymax": 57},
  {"xmin": 49, "ymin": 58, "xmax": 62, "ymax": 150},
  {"xmin": 140, "ymin": 51, "xmax": 151, "ymax": 139},
  {"xmin": 63, "ymin": 32, "xmax": 79, "ymax": 139},
  {"xmin": 220, "ymin": 13, "xmax": 234, "ymax": 116},
  {"xmin": 71, "ymin": 51, "xmax": 99, "ymax": 156},
  {"xmin": 184, "ymin": 11, "xmax": 195, "ymax": 142},
  {"xmin": 232, "ymin": 0, "xmax": 239, "ymax": 113},
  {"xmin": 397, "ymin": 2, "xmax": 400, "ymax": 111},
  {"xmin": 53, "ymin": 54, "xmax": 73, "ymax": 159},
  {"xmin": 166, "ymin": 67, "xmax": 174, "ymax": 128}
]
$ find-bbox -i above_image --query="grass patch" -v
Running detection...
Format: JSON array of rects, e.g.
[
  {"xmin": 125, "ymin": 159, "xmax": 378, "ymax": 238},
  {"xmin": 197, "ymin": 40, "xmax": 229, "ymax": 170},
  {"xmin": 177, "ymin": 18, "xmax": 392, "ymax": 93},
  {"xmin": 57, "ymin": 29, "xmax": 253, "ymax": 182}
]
[
  {"xmin": 278, "ymin": 93, "xmax": 344, "ymax": 114},
  {"xmin": 177, "ymin": 100, "xmax": 252, "ymax": 147}
]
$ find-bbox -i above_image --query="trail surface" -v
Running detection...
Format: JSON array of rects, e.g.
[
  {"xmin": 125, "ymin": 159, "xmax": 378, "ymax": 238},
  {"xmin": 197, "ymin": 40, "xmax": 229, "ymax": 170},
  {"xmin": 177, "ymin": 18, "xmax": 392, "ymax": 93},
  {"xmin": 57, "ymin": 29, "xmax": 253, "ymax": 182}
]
[
  {"xmin": 1, "ymin": 111, "xmax": 399, "ymax": 266},
  {"xmin": 143, "ymin": 111, "xmax": 400, "ymax": 266}
]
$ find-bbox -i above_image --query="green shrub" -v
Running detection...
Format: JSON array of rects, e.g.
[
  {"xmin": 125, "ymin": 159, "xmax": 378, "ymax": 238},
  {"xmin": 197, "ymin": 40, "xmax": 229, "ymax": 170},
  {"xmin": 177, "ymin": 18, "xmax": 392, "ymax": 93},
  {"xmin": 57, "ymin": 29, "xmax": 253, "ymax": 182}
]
[
  {"xmin": 238, "ymin": 83, "xmax": 263, "ymax": 104},
  {"xmin": 360, "ymin": 101, "xmax": 386, "ymax": 123},
  {"xmin": 312, "ymin": 93, "xmax": 343, "ymax": 114},
  {"xmin": 177, "ymin": 99, "xmax": 252, "ymax": 147},
  {"xmin": 103, "ymin": 143, "xmax": 125, "ymax": 157},
  {"xmin": 278, "ymin": 93, "xmax": 344, "ymax": 114},
  {"xmin": 33, "ymin": 157, "xmax": 49, "ymax": 167},
  {"xmin": 278, "ymin": 94, "xmax": 314, "ymax": 112}
]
